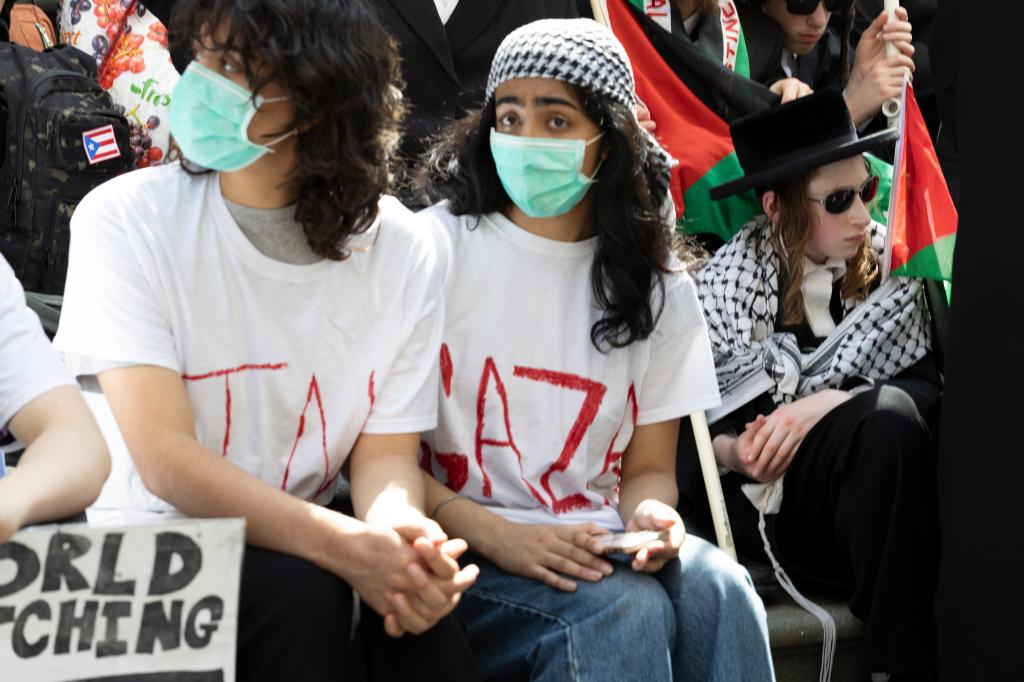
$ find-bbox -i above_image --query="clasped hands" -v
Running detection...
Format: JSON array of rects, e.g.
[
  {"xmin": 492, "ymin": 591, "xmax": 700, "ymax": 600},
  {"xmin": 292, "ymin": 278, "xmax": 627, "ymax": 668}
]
[
  {"xmin": 715, "ymin": 389, "xmax": 851, "ymax": 483},
  {"xmin": 349, "ymin": 510, "xmax": 479, "ymax": 638}
]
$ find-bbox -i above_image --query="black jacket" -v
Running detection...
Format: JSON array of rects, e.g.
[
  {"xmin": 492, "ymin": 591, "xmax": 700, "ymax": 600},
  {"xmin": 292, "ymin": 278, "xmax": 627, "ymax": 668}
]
[
  {"xmin": 377, "ymin": 0, "xmax": 578, "ymax": 172},
  {"xmin": 736, "ymin": 1, "xmax": 845, "ymax": 90}
]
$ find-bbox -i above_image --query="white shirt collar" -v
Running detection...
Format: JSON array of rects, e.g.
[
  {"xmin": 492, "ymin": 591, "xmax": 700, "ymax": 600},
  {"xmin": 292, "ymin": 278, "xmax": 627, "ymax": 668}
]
[
  {"xmin": 434, "ymin": 0, "xmax": 459, "ymax": 25},
  {"xmin": 682, "ymin": 11, "xmax": 701, "ymax": 37},
  {"xmin": 781, "ymin": 49, "xmax": 798, "ymax": 78},
  {"xmin": 801, "ymin": 256, "xmax": 846, "ymax": 338}
]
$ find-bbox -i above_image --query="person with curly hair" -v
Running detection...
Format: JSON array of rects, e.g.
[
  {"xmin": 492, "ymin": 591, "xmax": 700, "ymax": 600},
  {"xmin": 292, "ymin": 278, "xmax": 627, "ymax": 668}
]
[
  {"xmin": 696, "ymin": 89, "xmax": 941, "ymax": 680},
  {"xmin": 52, "ymin": 1, "xmax": 480, "ymax": 680},
  {"xmin": 415, "ymin": 19, "xmax": 775, "ymax": 681}
]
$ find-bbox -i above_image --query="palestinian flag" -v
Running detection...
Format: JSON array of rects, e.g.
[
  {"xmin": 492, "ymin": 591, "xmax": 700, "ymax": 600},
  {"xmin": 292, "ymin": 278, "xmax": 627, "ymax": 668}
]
[
  {"xmin": 866, "ymin": 153, "xmax": 894, "ymax": 226},
  {"xmin": 598, "ymin": 0, "xmax": 899, "ymax": 242},
  {"xmin": 599, "ymin": 0, "xmax": 777, "ymax": 241},
  {"xmin": 884, "ymin": 81, "xmax": 958, "ymax": 281},
  {"xmin": 626, "ymin": 0, "xmax": 752, "ymax": 77}
]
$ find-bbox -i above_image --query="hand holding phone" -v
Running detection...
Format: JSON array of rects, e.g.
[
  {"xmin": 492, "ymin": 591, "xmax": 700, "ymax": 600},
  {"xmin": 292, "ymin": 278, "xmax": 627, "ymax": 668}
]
[{"xmin": 593, "ymin": 530, "xmax": 670, "ymax": 555}]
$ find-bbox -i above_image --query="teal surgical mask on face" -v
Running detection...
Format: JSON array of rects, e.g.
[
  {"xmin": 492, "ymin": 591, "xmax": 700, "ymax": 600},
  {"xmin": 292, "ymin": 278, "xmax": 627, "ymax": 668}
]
[
  {"xmin": 490, "ymin": 128, "xmax": 605, "ymax": 218},
  {"xmin": 168, "ymin": 62, "xmax": 295, "ymax": 172}
]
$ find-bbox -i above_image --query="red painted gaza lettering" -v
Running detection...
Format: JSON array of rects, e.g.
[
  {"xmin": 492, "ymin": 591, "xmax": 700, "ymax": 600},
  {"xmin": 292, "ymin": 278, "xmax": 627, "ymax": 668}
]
[
  {"xmin": 475, "ymin": 358, "xmax": 546, "ymax": 504},
  {"xmin": 513, "ymin": 367, "xmax": 607, "ymax": 514}
]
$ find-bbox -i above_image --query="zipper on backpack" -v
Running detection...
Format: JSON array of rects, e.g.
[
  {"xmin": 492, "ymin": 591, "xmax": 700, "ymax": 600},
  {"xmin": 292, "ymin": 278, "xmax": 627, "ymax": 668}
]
[
  {"xmin": 6, "ymin": 181, "xmax": 19, "ymax": 226},
  {"xmin": 48, "ymin": 111, "xmax": 60, "ymax": 150}
]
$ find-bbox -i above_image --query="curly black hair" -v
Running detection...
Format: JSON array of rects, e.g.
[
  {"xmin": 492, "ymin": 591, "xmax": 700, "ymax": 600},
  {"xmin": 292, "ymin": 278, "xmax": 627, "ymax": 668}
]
[
  {"xmin": 170, "ymin": 0, "xmax": 404, "ymax": 260},
  {"xmin": 418, "ymin": 85, "xmax": 695, "ymax": 352}
]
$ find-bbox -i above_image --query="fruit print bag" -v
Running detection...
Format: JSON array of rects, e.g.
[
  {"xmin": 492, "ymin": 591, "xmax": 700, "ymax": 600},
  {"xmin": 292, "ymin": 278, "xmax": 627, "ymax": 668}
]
[{"xmin": 58, "ymin": 0, "xmax": 178, "ymax": 169}]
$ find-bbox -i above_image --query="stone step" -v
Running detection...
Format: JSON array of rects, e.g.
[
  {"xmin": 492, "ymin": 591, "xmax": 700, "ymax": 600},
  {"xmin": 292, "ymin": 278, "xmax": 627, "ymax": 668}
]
[{"xmin": 757, "ymin": 579, "xmax": 865, "ymax": 681}]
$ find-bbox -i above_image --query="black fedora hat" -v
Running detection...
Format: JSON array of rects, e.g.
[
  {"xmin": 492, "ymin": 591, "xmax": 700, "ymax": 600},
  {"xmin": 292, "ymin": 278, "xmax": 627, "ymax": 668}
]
[{"xmin": 710, "ymin": 89, "xmax": 898, "ymax": 200}]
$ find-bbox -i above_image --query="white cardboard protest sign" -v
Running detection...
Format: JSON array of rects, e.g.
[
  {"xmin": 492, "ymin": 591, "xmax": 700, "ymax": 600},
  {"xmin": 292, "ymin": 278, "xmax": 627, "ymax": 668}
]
[{"xmin": 0, "ymin": 518, "xmax": 245, "ymax": 682}]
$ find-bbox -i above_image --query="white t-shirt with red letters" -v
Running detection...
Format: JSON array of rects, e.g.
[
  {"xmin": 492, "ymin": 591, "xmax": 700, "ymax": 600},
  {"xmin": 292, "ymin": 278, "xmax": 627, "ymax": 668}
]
[
  {"xmin": 419, "ymin": 203, "xmax": 720, "ymax": 531},
  {"xmin": 54, "ymin": 163, "xmax": 443, "ymax": 518}
]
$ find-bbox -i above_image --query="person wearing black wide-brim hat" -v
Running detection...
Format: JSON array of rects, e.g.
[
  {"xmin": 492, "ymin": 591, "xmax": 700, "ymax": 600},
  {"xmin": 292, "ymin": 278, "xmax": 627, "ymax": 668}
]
[{"xmin": 688, "ymin": 89, "xmax": 943, "ymax": 679}]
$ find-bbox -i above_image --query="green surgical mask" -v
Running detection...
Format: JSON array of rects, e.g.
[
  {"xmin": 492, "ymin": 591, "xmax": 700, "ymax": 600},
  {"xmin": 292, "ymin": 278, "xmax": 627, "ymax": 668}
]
[
  {"xmin": 168, "ymin": 62, "xmax": 295, "ymax": 172},
  {"xmin": 490, "ymin": 129, "xmax": 604, "ymax": 218}
]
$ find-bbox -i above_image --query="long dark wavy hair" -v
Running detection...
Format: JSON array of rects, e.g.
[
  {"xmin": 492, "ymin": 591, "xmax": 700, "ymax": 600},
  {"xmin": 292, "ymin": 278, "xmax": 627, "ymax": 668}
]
[
  {"xmin": 170, "ymin": 0, "xmax": 405, "ymax": 260},
  {"xmin": 419, "ymin": 84, "xmax": 700, "ymax": 352}
]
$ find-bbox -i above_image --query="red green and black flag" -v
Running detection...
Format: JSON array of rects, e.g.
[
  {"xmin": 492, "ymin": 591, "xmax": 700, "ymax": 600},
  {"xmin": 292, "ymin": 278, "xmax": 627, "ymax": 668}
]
[
  {"xmin": 624, "ymin": 0, "xmax": 752, "ymax": 77},
  {"xmin": 598, "ymin": 0, "xmax": 777, "ymax": 241},
  {"xmin": 884, "ymin": 81, "xmax": 957, "ymax": 281},
  {"xmin": 598, "ymin": 0, "xmax": 898, "ymax": 240}
]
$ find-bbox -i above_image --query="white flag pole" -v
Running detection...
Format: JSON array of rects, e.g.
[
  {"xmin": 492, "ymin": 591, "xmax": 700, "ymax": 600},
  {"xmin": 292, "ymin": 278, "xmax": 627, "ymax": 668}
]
[
  {"xmin": 690, "ymin": 411, "xmax": 737, "ymax": 559},
  {"xmin": 881, "ymin": 0, "xmax": 905, "ymax": 128},
  {"xmin": 882, "ymin": 78, "xmax": 909, "ymax": 280},
  {"xmin": 588, "ymin": 0, "xmax": 737, "ymax": 560}
]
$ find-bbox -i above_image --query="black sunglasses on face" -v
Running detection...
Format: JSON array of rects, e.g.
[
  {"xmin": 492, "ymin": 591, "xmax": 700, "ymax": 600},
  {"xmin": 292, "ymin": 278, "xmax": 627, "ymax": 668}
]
[
  {"xmin": 785, "ymin": 0, "xmax": 844, "ymax": 15},
  {"xmin": 808, "ymin": 175, "xmax": 879, "ymax": 214}
]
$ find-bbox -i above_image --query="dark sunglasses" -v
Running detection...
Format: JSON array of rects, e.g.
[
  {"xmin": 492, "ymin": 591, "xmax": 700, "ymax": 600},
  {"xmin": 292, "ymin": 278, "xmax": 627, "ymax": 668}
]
[
  {"xmin": 808, "ymin": 175, "xmax": 879, "ymax": 214},
  {"xmin": 785, "ymin": 0, "xmax": 844, "ymax": 15}
]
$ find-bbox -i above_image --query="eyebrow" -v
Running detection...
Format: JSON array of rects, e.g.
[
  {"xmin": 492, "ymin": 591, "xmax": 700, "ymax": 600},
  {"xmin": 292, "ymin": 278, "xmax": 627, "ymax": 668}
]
[
  {"xmin": 495, "ymin": 95, "xmax": 580, "ymax": 110},
  {"xmin": 192, "ymin": 43, "xmax": 244, "ymax": 63},
  {"xmin": 831, "ymin": 176, "xmax": 870, "ymax": 190}
]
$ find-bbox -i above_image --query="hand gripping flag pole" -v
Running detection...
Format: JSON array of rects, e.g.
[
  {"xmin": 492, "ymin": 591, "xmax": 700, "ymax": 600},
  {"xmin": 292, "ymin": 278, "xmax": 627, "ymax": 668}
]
[{"xmin": 882, "ymin": 0, "xmax": 906, "ymax": 128}]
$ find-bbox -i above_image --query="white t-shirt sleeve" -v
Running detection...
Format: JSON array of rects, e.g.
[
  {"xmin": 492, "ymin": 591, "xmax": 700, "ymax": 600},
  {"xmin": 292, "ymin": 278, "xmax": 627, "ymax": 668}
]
[
  {"xmin": 53, "ymin": 184, "xmax": 179, "ymax": 375},
  {"xmin": 362, "ymin": 234, "xmax": 444, "ymax": 435},
  {"xmin": 0, "ymin": 257, "xmax": 76, "ymax": 428},
  {"xmin": 636, "ymin": 273, "xmax": 721, "ymax": 425}
]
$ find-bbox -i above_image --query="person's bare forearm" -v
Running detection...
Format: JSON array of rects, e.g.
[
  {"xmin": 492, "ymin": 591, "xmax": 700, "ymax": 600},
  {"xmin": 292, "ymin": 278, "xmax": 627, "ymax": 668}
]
[
  {"xmin": 616, "ymin": 420, "xmax": 681, "ymax": 526},
  {"xmin": 0, "ymin": 420, "xmax": 108, "ymax": 527},
  {"xmin": 618, "ymin": 471, "xmax": 678, "ymax": 528},
  {"xmin": 713, "ymin": 433, "xmax": 740, "ymax": 472},
  {"xmin": 93, "ymin": 366, "xmax": 374, "ymax": 581},
  {"xmin": 422, "ymin": 472, "xmax": 508, "ymax": 558},
  {"xmin": 2, "ymin": 386, "xmax": 110, "ymax": 530},
  {"xmin": 132, "ymin": 428, "xmax": 360, "ymax": 575},
  {"xmin": 350, "ymin": 447, "xmax": 426, "ymax": 524}
]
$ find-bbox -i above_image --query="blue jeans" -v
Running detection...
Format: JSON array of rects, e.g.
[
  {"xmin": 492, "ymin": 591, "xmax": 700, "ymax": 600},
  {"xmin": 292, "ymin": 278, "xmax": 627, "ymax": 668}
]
[{"xmin": 456, "ymin": 535, "xmax": 774, "ymax": 682}]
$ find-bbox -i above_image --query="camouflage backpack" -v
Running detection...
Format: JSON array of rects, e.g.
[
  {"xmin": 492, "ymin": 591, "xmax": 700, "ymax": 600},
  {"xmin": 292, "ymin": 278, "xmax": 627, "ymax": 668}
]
[{"xmin": 0, "ymin": 40, "xmax": 132, "ymax": 295}]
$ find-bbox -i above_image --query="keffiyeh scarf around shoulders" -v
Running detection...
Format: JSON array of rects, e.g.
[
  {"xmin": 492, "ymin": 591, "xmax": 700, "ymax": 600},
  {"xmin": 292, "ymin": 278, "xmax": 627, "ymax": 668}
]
[{"xmin": 696, "ymin": 215, "xmax": 932, "ymax": 425}]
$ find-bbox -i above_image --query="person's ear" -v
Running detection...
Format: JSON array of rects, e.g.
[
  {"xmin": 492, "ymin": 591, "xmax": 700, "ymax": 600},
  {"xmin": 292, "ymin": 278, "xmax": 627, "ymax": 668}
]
[{"xmin": 762, "ymin": 190, "xmax": 779, "ymax": 221}]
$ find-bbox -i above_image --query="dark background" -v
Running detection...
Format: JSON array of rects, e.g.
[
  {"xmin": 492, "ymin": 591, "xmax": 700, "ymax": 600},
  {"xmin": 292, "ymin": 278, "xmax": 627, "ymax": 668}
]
[{"xmin": 933, "ymin": 0, "xmax": 1021, "ymax": 678}]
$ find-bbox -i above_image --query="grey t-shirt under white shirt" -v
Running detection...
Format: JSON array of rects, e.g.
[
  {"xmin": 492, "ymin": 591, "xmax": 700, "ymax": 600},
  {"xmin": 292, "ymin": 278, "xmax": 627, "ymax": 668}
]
[{"xmin": 223, "ymin": 197, "xmax": 320, "ymax": 266}]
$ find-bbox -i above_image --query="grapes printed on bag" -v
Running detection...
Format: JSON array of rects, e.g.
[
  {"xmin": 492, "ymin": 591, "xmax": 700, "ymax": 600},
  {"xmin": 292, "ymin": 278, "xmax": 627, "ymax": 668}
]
[{"xmin": 59, "ymin": 0, "xmax": 179, "ymax": 169}]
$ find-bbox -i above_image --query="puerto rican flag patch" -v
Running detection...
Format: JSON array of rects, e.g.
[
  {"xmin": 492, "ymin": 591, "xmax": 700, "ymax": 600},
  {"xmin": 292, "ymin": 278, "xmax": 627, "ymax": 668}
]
[{"xmin": 82, "ymin": 124, "xmax": 121, "ymax": 165}]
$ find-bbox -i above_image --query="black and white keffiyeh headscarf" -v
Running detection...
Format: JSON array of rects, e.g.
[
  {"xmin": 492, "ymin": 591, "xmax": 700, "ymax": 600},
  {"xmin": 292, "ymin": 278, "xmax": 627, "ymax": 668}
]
[
  {"xmin": 486, "ymin": 19, "xmax": 637, "ymax": 109},
  {"xmin": 696, "ymin": 215, "xmax": 932, "ymax": 424},
  {"xmin": 485, "ymin": 19, "xmax": 673, "ymax": 199}
]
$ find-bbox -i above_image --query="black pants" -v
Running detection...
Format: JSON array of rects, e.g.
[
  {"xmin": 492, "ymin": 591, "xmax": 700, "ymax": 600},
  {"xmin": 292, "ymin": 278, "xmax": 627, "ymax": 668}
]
[
  {"xmin": 238, "ymin": 546, "xmax": 480, "ymax": 681},
  {"xmin": 726, "ymin": 382, "xmax": 941, "ymax": 676}
]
